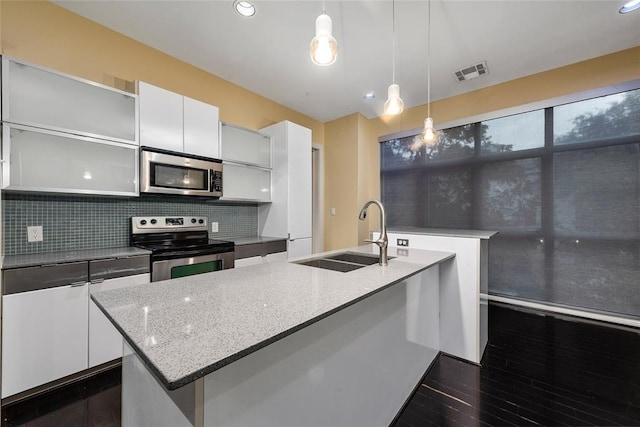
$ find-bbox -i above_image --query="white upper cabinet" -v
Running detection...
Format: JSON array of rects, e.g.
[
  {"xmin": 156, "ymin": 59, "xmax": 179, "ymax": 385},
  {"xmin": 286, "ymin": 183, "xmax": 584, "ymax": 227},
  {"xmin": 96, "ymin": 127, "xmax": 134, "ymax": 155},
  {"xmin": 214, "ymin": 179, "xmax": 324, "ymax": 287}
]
[
  {"xmin": 0, "ymin": 57, "xmax": 139, "ymax": 196},
  {"xmin": 219, "ymin": 122, "xmax": 272, "ymax": 202},
  {"xmin": 138, "ymin": 81, "xmax": 183, "ymax": 152},
  {"xmin": 2, "ymin": 57, "xmax": 137, "ymax": 144},
  {"xmin": 184, "ymin": 97, "xmax": 220, "ymax": 158},
  {"xmin": 222, "ymin": 163, "xmax": 271, "ymax": 202},
  {"xmin": 2, "ymin": 124, "xmax": 138, "ymax": 196},
  {"xmin": 220, "ymin": 123, "xmax": 271, "ymax": 168},
  {"xmin": 138, "ymin": 81, "xmax": 219, "ymax": 158}
]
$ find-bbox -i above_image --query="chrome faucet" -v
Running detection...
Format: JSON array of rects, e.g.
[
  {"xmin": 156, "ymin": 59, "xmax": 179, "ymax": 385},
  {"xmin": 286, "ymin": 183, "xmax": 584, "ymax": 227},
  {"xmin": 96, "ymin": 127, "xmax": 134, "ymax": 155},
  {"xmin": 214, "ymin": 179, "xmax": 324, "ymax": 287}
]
[{"xmin": 358, "ymin": 199, "xmax": 388, "ymax": 266}]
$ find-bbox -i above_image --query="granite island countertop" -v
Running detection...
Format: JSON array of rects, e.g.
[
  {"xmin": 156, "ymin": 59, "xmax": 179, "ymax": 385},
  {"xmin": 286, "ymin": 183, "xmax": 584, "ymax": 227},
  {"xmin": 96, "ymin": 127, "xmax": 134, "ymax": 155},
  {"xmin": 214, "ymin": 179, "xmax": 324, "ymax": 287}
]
[{"xmin": 91, "ymin": 245, "xmax": 454, "ymax": 390}]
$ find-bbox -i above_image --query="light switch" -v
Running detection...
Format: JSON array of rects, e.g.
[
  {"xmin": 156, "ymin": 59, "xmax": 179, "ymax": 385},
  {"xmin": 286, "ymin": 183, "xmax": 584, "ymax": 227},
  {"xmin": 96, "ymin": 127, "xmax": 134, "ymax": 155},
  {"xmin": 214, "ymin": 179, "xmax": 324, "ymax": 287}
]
[{"xmin": 331, "ymin": 208, "xmax": 336, "ymax": 216}]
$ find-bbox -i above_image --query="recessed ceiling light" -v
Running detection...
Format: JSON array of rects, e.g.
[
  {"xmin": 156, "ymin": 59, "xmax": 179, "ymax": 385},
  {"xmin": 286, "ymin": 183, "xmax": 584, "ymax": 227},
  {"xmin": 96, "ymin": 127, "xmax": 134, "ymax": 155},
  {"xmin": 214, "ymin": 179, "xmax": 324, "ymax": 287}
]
[
  {"xmin": 233, "ymin": 0, "xmax": 256, "ymax": 17},
  {"xmin": 620, "ymin": 0, "xmax": 640, "ymax": 13},
  {"xmin": 363, "ymin": 91, "xmax": 376, "ymax": 100}
]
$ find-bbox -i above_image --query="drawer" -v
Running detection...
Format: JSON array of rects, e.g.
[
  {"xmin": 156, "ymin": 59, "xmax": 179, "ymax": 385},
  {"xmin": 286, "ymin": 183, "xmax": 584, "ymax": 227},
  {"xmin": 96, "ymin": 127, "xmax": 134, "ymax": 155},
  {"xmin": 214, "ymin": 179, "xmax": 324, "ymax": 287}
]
[
  {"xmin": 235, "ymin": 240, "xmax": 287, "ymax": 259},
  {"xmin": 89, "ymin": 256, "xmax": 150, "ymax": 281},
  {"xmin": 3, "ymin": 261, "xmax": 88, "ymax": 295}
]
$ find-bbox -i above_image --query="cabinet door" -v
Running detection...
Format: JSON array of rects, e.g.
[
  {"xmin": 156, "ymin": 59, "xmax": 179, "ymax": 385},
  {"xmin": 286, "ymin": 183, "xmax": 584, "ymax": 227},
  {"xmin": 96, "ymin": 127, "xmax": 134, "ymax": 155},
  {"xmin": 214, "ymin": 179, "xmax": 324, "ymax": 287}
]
[
  {"xmin": 89, "ymin": 274, "xmax": 150, "ymax": 368},
  {"xmin": 265, "ymin": 251, "xmax": 288, "ymax": 263},
  {"xmin": 287, "ymin": 123, "xmax": 312, "ymax": 239},
  {"xmin": 2, "ymin": 285, "xmax": 89, "ymax": 398},
  {"xmin": 234, "ymin": 256, "xmax": 263, "ymax": 268},
  {"xmin": 183, "ymin": 97, "xmax": 219, "ymax": 159},
  {"xmin": 220, "ymin": 123, "xmax": 271, "ymax": 167},
  {"xmin": 222, "ymin": 163, "xmax": 271, "ymax": 202},
  {"xmin": 3, "ymin": 58, "xmax": 137, "ymax": 143},
  {"xmin": 138, "ymin": 81, "xmax": 183, "ymax": 152},
  {"xmin": 288, "ymin": 238, "xmax": 312, "ymax": 259},
  {"xmin": 3, "ymin": 124, "xmax": 138, "ymax": 196}
]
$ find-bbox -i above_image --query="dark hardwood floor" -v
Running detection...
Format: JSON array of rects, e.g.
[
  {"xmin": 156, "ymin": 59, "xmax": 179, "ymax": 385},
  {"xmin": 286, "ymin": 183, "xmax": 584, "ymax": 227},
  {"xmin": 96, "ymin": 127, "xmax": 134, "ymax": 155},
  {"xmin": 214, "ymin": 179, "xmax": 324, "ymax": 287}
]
[
  {"xmin": 395, "ymin": 303, "xmax": 640, "ymax": 426},
  {"xmin": 1, "ymin": 368, "xmax": 121, "ymax": 427},
  {"xmin": 3, "ymin": 303, "xmax": 640, "ymax": 426}
]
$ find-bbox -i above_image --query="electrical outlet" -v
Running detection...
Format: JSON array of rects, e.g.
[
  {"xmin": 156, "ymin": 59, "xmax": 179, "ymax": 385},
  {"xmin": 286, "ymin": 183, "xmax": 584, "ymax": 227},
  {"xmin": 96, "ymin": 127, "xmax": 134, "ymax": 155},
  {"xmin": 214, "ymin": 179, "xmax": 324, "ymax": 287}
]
[
  {"xmin": 211, "ymin": 222, "xmax": 219, "ymax": 233},
  {"xmin": 331, "ymin": 208, "xmax": 336, "ymax": 216},
  {"xmin": 27, "ymin": 226, "xmax": 43, "ymax": 243},
  {"xmin": 397, "ymin": 238, "xmax": 409, "ymax": 247}
]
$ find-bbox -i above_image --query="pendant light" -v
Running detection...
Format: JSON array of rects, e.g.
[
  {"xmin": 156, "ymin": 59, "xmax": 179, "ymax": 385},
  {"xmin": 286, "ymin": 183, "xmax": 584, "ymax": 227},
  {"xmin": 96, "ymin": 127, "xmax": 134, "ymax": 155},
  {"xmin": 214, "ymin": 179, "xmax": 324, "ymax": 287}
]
[
  {"xmin": 310, "ymin": 4, "xmax": 338, "ymax": 66},
  {"xmin": 384, "ymin": 0, "xmax": 404, "ymax": 115},
  {"xmin": 420, "ymin": 0, "xmax": 438, "ymax": 144}
]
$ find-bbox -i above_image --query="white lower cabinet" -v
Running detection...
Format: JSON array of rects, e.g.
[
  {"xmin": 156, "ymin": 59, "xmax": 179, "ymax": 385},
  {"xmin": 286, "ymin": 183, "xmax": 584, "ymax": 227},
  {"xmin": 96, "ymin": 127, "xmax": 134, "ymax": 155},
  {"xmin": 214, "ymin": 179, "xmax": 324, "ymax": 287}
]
[
  {"xmin": 288, "ymin": 238, "xmax": 313, "ymax": 259},
  {"xmin": 234, "ymin": 256, "xmax": 263, "ymax": 268},
  {"xmin": 235, "ymin": 251, "xmax": 288, "ymax": 268},
  {"xmin": 265, "ymin": 251, "xmax": 288, "ymax": 263},
  {"xmin": 89, "ymin": 273, "xmax": 150, "ymax": 368},
  {"xmin": 1, "ymin": 284, "xmax": 89, "ymax": 398}
]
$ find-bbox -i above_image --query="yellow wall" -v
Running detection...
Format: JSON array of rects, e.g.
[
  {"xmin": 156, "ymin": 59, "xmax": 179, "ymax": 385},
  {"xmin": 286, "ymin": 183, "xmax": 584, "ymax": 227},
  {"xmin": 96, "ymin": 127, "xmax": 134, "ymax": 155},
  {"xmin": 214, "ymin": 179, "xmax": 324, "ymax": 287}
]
[
  {"xmin": 0, "ymin": 0, "xmax": 325, "ymax": 143},
  {"xmin": 324, "ymin": 114, "xmax": 359, "ymax": 250},
  {"xmin": 323, "ymin": 47, "xmax": 640, "ymax": 250},
  {"xmin": 372, "ymin": 47, "xmax": 640, "ymax": 139}
]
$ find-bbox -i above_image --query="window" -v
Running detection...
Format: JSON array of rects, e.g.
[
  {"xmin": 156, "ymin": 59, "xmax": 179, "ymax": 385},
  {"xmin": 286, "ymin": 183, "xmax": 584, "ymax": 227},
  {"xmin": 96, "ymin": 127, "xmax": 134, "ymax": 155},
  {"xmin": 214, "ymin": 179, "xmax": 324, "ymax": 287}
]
[
  {"xmin": 380, "ymin": 88, "xmax": 640, "ymax": 319},
  {"xmin": 482, "ymin": 110, "xmax": 544, "ymax": 154}
]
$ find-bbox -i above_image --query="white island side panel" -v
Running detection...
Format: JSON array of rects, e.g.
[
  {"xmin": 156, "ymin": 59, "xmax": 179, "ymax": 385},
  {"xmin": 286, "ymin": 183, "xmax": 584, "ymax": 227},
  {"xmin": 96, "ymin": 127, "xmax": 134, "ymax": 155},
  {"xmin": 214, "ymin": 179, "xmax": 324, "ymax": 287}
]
[
  {"xmin": 201, "ymin": 266, "xmax": 440, "ymax": 427},
  {"xmin": 374, "ymin": 231, "xmax": 485, "ymax": 363}
]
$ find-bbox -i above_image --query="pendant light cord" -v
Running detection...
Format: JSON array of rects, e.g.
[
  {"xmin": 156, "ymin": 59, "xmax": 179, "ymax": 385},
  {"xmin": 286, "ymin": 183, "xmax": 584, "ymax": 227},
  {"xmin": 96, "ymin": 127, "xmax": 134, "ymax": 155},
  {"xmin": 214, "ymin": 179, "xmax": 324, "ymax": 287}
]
[
  {"xmin": 427, "ymin": 0, "xmax": 431, "ymax": 118},
  {"xmin": 392, "ymin": 0, "xmax": 396, "ymax": 84}
]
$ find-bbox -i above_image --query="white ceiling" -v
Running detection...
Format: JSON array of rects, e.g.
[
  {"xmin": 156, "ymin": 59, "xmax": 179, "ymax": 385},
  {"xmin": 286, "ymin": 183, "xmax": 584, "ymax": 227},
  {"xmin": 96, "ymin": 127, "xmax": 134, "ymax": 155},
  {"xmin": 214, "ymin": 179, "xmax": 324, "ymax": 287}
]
[{"xmin": 53, "ymin": 0, "xmax": 640, "ymax": 123}]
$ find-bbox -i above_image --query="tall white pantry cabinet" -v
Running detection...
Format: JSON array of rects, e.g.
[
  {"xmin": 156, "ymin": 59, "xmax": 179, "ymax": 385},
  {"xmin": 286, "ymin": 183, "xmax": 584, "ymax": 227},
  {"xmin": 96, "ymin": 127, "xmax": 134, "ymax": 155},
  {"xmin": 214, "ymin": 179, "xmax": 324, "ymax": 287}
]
[{"xmin": 259, "ymin": 121, "xmax": 313, "ymax": 258}]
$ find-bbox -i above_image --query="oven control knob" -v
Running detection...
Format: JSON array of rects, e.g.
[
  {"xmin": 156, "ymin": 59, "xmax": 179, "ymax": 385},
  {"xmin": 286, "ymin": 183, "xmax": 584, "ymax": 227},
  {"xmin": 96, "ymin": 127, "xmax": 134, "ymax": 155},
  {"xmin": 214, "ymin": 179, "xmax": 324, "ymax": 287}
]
[
  {"xmin": 150, "ymin": 219, "xmax": 157, "ymax": 225},
  {"xmin": 198, "ymin": 219, "xmax": 204, "ymax": 224},
  {"xmin": 191, "ymin": 218, "xmax": 197, "ymax": 224},
  {"xmin": 140, "ymin": 220, "xmax": 147, "ymax": 226}
]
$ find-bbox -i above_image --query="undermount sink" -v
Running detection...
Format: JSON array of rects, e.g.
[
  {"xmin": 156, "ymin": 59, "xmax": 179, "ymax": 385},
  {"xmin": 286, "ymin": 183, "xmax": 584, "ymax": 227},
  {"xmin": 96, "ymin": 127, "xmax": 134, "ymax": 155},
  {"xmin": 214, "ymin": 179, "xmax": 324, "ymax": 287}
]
[
  {"xmin": 294, "ymin": 252, "xmax": 394, "ymax": 273},
  {"xmin": 325, "ymin": 252, "xmax": 381, "ymax": 266}
]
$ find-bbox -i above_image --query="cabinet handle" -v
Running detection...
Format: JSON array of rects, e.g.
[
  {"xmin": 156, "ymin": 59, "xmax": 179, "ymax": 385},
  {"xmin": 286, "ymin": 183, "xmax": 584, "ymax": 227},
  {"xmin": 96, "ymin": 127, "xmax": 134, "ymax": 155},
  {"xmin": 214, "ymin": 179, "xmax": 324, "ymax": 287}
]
[{"xmin": 70, "ymin": 281, "xmax": 87, "ymax": 287}]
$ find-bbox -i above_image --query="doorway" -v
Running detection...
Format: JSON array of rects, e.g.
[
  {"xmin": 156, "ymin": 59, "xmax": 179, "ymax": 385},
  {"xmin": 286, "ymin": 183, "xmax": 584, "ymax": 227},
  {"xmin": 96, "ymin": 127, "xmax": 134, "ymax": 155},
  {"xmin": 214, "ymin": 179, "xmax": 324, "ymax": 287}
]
[{"xmin": 312, "ymin": 144, "xmax": 324, "ymax": 253}]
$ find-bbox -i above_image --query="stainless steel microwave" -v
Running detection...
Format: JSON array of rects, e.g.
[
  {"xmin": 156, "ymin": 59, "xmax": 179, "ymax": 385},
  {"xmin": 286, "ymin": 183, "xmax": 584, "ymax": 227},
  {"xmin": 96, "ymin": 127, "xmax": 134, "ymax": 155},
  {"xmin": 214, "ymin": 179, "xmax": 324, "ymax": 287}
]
[{"xmin": 140, "ymin": 147, "xmax": 223, "ymax": 197}]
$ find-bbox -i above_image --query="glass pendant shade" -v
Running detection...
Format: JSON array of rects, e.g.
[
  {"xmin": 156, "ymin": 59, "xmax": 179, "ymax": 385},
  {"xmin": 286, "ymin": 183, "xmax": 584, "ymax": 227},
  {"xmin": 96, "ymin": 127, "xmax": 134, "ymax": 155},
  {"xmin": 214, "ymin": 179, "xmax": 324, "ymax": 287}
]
[
  {"xmin": 310, "ymin": 14, "xmax": 338, "ymax": 66},
  {"xmin": 421, "ymin": 117, "xmax": 438, "ymax": 143},
  {"xmin": 384, "ymin": 83, "xmax": 404, "ymax": 115}
]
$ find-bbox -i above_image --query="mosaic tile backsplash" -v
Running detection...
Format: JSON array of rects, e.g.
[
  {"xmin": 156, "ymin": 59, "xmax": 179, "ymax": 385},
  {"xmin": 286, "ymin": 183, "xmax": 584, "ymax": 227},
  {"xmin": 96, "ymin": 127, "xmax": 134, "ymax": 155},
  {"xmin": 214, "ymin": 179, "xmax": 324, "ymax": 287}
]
[{"xmin": 3, "ymin": 193, "xmax": 258, "ymax": 255}]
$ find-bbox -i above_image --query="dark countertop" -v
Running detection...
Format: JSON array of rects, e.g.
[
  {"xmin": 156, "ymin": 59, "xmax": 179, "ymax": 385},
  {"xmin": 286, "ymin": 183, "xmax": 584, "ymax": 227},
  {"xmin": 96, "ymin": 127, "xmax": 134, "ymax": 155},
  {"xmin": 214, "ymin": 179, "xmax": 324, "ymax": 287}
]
[{"xmin": 2, "ymin": 247, "xmax": 152, "ymax": 269}]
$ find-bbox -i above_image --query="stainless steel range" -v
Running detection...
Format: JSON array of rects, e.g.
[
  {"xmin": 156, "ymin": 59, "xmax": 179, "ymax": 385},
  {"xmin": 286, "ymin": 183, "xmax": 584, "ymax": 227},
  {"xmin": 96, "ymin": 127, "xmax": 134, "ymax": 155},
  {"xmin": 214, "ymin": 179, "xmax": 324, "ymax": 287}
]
[{"xmin": 131, "ymin": 216, "xmax": 234, "ymax": 282}]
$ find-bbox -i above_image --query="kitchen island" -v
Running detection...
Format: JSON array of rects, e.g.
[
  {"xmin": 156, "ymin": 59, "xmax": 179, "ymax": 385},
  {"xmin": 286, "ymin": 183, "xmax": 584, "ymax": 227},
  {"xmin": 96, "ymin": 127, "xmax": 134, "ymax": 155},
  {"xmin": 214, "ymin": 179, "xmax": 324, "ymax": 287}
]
[
  {"xmin": 374, "ymin": 227, "xmax": 497, "ymax": 364},
  {"xmin": 92, "ymin": 245, "xmax": 454, "ymax": 427}
]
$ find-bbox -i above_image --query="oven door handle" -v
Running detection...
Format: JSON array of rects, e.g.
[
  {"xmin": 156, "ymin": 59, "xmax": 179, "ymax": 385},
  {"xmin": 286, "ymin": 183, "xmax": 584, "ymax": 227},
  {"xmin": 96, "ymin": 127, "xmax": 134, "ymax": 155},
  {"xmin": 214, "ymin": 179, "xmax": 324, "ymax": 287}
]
[
  {"xmin": 152, "ymin": 248, "xmax": 233, "ymax": 260},
  {"xmin": 150, "ymin": 252, "xmax": 235, "ymax": 282}
]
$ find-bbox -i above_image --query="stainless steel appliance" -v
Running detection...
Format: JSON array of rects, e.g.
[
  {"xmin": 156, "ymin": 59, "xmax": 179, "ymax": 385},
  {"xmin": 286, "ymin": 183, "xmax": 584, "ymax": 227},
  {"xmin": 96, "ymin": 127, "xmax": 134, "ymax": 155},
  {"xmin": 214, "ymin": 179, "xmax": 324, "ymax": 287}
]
[
  {"xmin": 140, "ymin": 147, "xmax": 223, "ymax": 198},
  {"xmin": 131, "ymin": 216, "xmax": 234, "ymax": 282}
]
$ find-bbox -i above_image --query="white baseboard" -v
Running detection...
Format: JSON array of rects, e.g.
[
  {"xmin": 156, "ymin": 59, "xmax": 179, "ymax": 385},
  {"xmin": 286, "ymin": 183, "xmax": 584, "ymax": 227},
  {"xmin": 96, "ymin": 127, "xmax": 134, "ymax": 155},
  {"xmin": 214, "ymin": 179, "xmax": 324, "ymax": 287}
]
[{"xmin": 485, "ymin": 294, "xmax": 640, "ymax": 330}]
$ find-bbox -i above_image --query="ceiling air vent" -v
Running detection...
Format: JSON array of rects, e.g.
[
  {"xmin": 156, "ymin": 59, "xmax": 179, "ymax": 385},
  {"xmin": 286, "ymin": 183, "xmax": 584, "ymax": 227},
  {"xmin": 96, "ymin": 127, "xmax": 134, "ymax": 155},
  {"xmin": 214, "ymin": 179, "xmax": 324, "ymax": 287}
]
[{"xmin": 454, "ymin": 61, "xmax": 488, "ymax": 82}]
